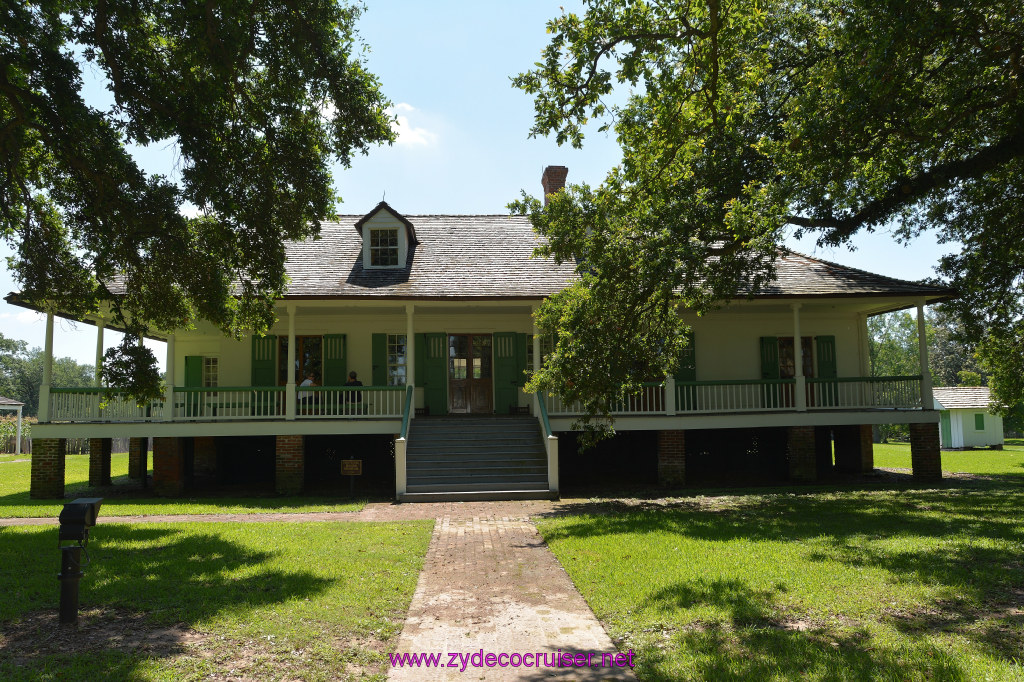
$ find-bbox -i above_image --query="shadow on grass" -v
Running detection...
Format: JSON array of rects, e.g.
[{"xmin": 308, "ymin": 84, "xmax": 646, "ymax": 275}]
[
  {"xmin": 0, "ymin": 524, "xmax": 333, "ymax": 679},
  {"xmin": 0, "ymin": 477, "xmax": 371, "ymax": 514},
  {"xmin": 540, "ymin": 483, "xmax": 1024, "ymax": 677},
  {"xmin": 636, "ymin": 578, "xmax": 974, "ymax": 681}
]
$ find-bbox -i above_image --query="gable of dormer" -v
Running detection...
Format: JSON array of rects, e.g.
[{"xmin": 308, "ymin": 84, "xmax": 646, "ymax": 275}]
[{"xmin": 354, "ymin": 201, "xmax": 418, "ymax": 269}]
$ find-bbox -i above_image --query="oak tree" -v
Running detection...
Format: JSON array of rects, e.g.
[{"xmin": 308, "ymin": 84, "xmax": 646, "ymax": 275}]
[
  {"xmin": 1, "ymin": 1, "xmax": 393, "ymax": 400},
  {"xmin": 513, "ymin": 0, "xmax": 1023, "ymax": 433}
]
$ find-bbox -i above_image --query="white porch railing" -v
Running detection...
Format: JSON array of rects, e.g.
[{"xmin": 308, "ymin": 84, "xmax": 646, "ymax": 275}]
[
  {"xmin": 173, "ymin": 387, "xmax": 285, "ymax": 420},
  {"xmin": 49, "ymin": 388, "xmax": 165, "ymax": 423},
  {"xmin": 545, "ymin": 382, "xmax": 668, "ymax": 415},
  {"xmin": 806, "ymin": 376, "xmax": 922, "ymax": 410},
  {"xmin": 296, "ymin": 386, "xmax": 406, "ymax": 418},
  {"xmin": 545, "ymin": 376, "xmax": 923, "ymax": 416},
  {"xmin": 675, "ymin": 379, "xmax": 797, "ymax": 413}
]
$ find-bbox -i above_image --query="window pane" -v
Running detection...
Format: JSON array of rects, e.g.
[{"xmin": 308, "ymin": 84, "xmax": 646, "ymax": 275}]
[{"xmin": 387, "ymin": 334, "xmax": 407, "ymax": 385}]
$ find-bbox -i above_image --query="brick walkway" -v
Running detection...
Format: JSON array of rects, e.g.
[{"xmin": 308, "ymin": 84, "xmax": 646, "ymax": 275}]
[
  {"xmin": 1, "ymin": 500, "xmax": 636, "ymax": 678},
  {"xmin": 388, "ymin": 514, "xmax": 635, "ymax": 681}
]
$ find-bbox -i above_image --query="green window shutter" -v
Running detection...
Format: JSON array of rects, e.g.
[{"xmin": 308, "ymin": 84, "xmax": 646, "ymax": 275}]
[
  {"xmin": 674, "ymin": 330, "xmax": 696, "ymax": 382},
  {"xmin": 323, "ymin": 334, "xmax": 347, "ymax": 386},
  {"xmin": 414, "ymin": 333, "xmax": 426, "ymax": 386},
  {"xmin": 250, "ymin": 336, "xmax": 277, "ymax": 386},
  {"xmin": 760, "ymin": 337, "xmax": 780, "ymax": 379},
  {"xmin": 423, "ymin": 332, "xmax": 448, "ymax": 415},
  {"xmin": 184, "ymin": 356, "xmax": 203, "ymax": 388},
  {"xmin": 975, "ymin": 413, "xmax": 985, "ymax": 431},
  {"xmin": 371, "ymin": 333, "xmax": 387, "ymax": 386},
  {"xmin": 815, "ymin": 335, "xmax": 837, "ymax": 379},
  {"xmin": 515, "ymin": 333, "xmax": 529, "ymax": 382}
]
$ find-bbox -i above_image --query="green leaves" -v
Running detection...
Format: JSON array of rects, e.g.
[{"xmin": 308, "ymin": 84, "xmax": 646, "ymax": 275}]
[
  {"xmin": 2, "ymin": 1, "xmax": 394, "ymax": 400},
  {"xmin": 515, "ymin": 0, "xmax": 1024, "ymax": 432}
]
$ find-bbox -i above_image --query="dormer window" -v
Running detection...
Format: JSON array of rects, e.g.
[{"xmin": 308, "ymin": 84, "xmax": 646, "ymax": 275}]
[
  {"xmin": 355, "ymin": 200, "xmax": 418, "ymax": 270},
  {"xmin": 370, "ymin": 228, "xmax": 399, "ymax": 266}
]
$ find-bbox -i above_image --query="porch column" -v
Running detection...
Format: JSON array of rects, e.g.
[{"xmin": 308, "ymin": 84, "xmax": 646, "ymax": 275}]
[
  {"xmin": 93, "ymin": 321, "xmax": 104, "ymax": 419},
  {"xmin": 657, "ymin": 430, "xmax": 686, "ymax": 486},
  {"xmin": 164, "ymin": 334, "xmax": 175, "ymax": 421},
  {"xmin": 910, "ymin": 421, "xmax": 942, "ymax": 480},
  {"xmin": 128, "ymin": 437, "xmax": 148, "ymax": 483},
  {"xmin": 916, "ymin": 300, "xmax": 933, "ymax": 409},
  {"xmin": 405, "ymin": 303, "xmax": 415, "ymax": 417},
  {"xmin": 275, "ymin": 434, "xmax": 304, "ymax": 494},
  {"xmin": 94, "ymin": 321, "xmax": 105, "ymax": 385},
  {"xmin": 30, "ymin": 437, "xmax": 65, "ymax": 499},
  {"xmin": 857, "ymin": 313, "xmax": 870, "ymax": 376},
  {"xmin": 532, "ymin": 308, "xmax": 542, "ymax": 415},
  {"xmin": 88, "ymin": 438, "xmax": 112, "ymax": 487},
  {"xmin": 39, "ymin": 311, "xmax": 54, "ymax": 422},
  {"xmin": 15, "ymin": 404, "xmax": 22, "ymax": 457},
  {"xmin": 286, "ymin": 303, "xmax": 297, "ymax": 421},
  {"xmin": 665, "ymin": 376, "xmax": 677, "ymax": 415},
  {"xmin": 792, "ymin": 303, "xmax": 806, "ymax": 411},
  {"xmin": 153, "ymin": 437, "xmax": 185, "ymax": 496},
  {"xmin": 787, "ymin": 425, "xmax": 816, "ymax": 481}
]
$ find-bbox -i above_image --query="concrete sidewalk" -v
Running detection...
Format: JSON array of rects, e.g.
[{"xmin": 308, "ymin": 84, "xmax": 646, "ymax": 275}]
[{"xmin": 388, "ymin": 513, "xmax": 636, "ymax": 681}]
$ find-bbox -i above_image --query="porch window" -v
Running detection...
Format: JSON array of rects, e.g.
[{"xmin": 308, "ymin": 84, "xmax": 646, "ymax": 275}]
[
  {"xmin": 387, "ymin": 334, "xmax": 407, "ymax": 386},
  {"xmin": 370, "ymin": 228, "xmax": 399, "ymax": 266},
  {"xmin": 778, "ymin": 337, "xmax": 814, "ymax": 378},
  {"xmin": 203, "ymin": 357, "xmax": 219, "ymax": 391},
  {"xmin": 525, "ymin": 334, "xmax": 555, "ymax": 374}
]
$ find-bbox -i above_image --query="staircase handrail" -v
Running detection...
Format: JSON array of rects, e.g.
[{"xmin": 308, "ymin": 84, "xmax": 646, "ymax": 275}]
[
  {"xmin": 536, "ymin": 391, "xmax": 553, "ymax": 438},
  {"xmin": 400, "ymin": 384, "xmax": 414, "ymax": 439}
]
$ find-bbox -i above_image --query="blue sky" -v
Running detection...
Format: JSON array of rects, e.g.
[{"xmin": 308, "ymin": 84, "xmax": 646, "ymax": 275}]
[{"xmin": 0, "ymin": 1, "xmax": 956, "ymax": 367}]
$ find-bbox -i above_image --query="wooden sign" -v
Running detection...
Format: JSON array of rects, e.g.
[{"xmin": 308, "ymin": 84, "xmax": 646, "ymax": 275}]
[{"xmin": 341, "ymin": 459, "xmax": 363, "ymax": 476}]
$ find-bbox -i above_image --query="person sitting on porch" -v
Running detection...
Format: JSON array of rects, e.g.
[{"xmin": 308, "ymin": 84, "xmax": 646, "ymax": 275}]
[
  {"xmin": 299, "ymin": 372, "xmax": 318, "ymax": 412},
  {"xmin": 344, "ymin": 371, "xmax": 363, "ymax": 403}
]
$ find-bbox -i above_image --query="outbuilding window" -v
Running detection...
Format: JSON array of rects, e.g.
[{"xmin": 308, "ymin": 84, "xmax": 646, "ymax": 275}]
[
  {"xmin": 370, "ymin": 228, "xmax": 399, "ymax": 266},
  {"xmin": 975, "ymin": 413, "xmax": 985, "ymax": 431}
]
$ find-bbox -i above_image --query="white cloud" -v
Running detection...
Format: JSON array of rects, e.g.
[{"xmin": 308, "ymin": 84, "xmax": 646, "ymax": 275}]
[
  {"xmin": 387, "ymin": 103, "xmax": 439, "ymax": 147},
  {"xmin": 17, "ymin": 310, "xmax": 42, "ymax": 323}
]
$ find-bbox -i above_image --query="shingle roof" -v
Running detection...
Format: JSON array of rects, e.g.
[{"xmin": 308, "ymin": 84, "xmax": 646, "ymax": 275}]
[
  {"xmin": 932, "ymin": 386, "xmax": 997, "ymax": 410},
  {"xmin": 0, "ymin": 396, "xmax": 24, "ymax": 407},
  {"xmin": 282, "ymin": 215, "xmax": 575, "ymax": 298},
  {"xmin": 11, "ymin": 214, "xmax": 951, "ymax": 303},
  {"xmin": 752, "ymin": 251, "xmax": 952, "ymax": 298},
  {"xmin": 280, "ymin": 214, "xmax": 951, "ymax": 300}
]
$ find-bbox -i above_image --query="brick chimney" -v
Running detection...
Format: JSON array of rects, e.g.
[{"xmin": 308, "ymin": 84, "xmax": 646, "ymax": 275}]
[{"xmin": 541, "ymin": 165, "xmax": 569, "ymax": 205}]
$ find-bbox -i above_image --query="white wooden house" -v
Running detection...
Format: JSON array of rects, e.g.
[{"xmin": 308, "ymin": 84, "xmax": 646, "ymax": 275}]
[
  {"xmin": 932, "ymin": 386, "xmax": 1004, "ymax": 450},
  {"xmin": 9, "ymin": 166, "xmax": 952, "ymax": 501}
]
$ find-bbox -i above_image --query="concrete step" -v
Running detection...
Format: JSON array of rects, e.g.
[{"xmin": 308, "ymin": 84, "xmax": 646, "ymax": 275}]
[
  {"xmin": 398, "ymin": 490, "xmax": 559, "ymax": 502},
  {"xmin": 405, "ymin": 480, "xmax": 551, "ymax": 493}
]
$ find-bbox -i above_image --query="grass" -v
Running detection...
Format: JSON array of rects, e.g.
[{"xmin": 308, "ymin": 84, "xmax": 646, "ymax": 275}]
[
  {"xmin": 536, "ymin": 484, "xmax": 1024, "ymax": 681},
  {"xmin": 0, "ymin": 519, "xmax": 434, "ymax": 680},
  {"xmin": 0, "ymin": 453, "xmax": 365, "ymax": 518},
  {"xmin": 873, "ymin": 442, "xmax": 1024, "ymax": 476}
]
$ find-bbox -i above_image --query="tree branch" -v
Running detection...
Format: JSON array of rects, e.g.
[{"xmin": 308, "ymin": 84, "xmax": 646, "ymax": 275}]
[{"xmin": 785, "ymin": 126, "xmax": 1024, "ymax": 239}]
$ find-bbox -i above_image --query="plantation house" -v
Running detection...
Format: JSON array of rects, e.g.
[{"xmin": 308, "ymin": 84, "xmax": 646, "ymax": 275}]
[{"xmin": 11, "ymin": 167, "xmax": 950, "ymax": 501}]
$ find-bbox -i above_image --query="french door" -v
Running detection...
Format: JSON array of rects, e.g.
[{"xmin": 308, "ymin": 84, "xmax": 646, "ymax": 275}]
[{"xmin": 448, "ymin": 334, "xmax": 493, "ymax": 413}]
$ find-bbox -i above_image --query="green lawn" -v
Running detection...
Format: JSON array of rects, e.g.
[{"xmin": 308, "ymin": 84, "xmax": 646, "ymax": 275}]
[
  {"xmin": 537, "ymin": 485, "xmax": 1024, "ymax": 681},
  {"xmin": 0, "ymin": 519, "xmax": 433, "ymax": 680},
  {"xmin": 0, "ymin": 453, "xmax": 364, "ymax": 518},
  {"xmin": 874, "ymin": 442, "xmax": 1024, "ymax": 476}
]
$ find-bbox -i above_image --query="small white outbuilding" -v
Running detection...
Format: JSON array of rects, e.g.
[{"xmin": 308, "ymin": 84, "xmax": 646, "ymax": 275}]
[{"xmin": 932, "ymin": 386, "xmax": 1004, "ymax": 450}]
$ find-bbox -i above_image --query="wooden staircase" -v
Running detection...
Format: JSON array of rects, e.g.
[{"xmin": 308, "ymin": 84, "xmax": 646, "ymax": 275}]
[{"xmin": 400, "ymin": 416, "xmax": 556, "ymax": 502}]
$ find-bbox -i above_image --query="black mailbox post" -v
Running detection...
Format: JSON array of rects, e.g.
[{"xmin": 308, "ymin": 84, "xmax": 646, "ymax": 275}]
[{"xmin": 57, "ymin": 497, "xmax": 103, "ymax": 626}]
